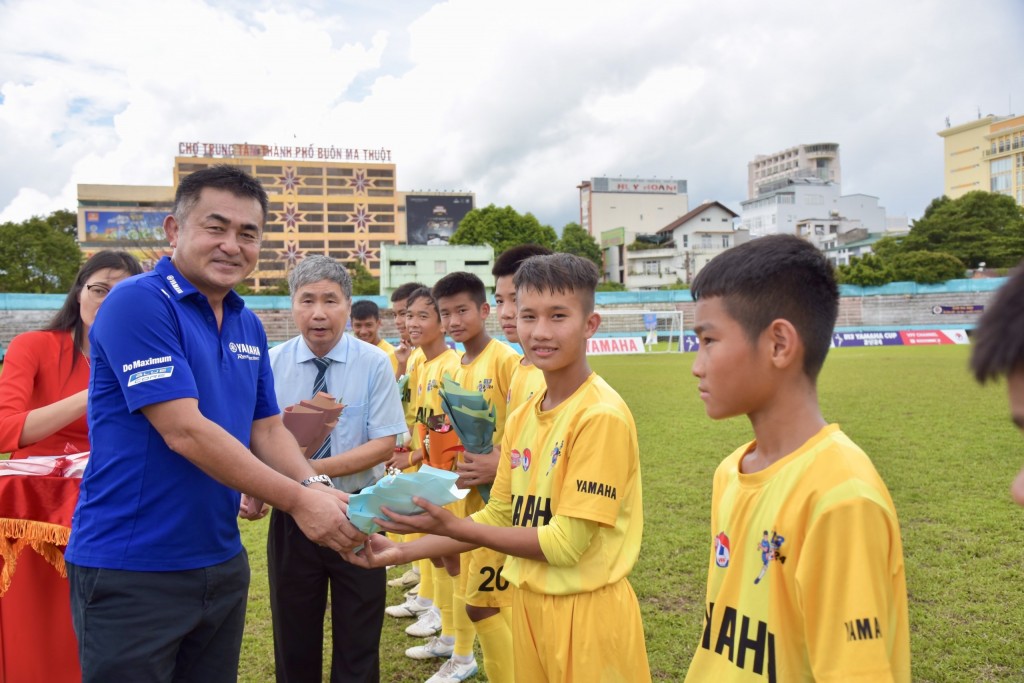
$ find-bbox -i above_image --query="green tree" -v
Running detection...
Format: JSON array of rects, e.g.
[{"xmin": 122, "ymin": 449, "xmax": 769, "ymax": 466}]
[
  {"xmin": 46, "ymin": 209, "xmax": 79, "ymax": 239},
  {"xmin": 901, "ymin": 191, "xmax": 1024, "ymax": 268},
  {"xmin": 557, "ymin": 222, "xmax": 602, "ymax": 266},
  {"xmin": 836, "ymin": 254, "xmax": 894, "ymax": 286},
  {"xmin": 348, "ymin": 260, "xmax": 379, "ymax": 296},
  {"xmin": 0, "ymin": 213, "xmax": 82, "ymax": 292},
  {"xmin": 890, "ymin": 251, "xmax": 966, "ymax": 284},
  {"xmin": 450, "ymin": 204, "xmax": 558, "ymax": 254}
]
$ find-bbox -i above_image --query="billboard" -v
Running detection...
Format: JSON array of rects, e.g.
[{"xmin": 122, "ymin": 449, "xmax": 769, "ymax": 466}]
[
  {"xmin": 405, "ymin": 195, "xmax": 474, "ymax": 245},
  {"xmin": 84, "ymin": 210, "xmax": 167, "ymax": 242}
]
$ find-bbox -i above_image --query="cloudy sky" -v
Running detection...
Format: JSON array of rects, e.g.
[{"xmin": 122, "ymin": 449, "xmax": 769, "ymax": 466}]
[{"xmin": 1, "ymin": 0, "xmax": 1022, "ymax": 229}]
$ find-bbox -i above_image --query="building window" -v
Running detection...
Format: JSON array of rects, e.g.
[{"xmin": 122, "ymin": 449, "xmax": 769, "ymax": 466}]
[
  {"xmin": 682, "ymin": 234, "xmax": 688, "ymax": 248},
  {"xmin": 644, "ymin": 260, "xmax": 659, "ymax": 275},
  {"xmin": 701, "ymin": 234, "xmax": 713, "ymax": 249},
  {"xmin": 435, "ymin": 260, "xmax": 446, "ymax": 274},
  {"xmin": 721, "ymin": 235, "xmax": 730, "ymax": 248}
]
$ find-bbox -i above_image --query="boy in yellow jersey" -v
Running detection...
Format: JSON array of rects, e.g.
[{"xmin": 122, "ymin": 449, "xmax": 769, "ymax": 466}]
[
  {"xmin": 386, "ymin": 287, "xmax": 464, "ymax": 666},
  {"xmin": 971, "ymin": 260, "xmax": 1024, "ymax": 506},
  {"xmin": 346, "ymin": 254, "xmax": 651, "ymax": 683},
  {"xmin": 433, "ymin": 271, "xmax": 520, "ymax": 683},
  {"xmin": 685, "ymin": 235, "xmax": 910, "ymax": 682},
  {"xmin": 351, "ymin": 299, "xmax": 398, "ymax": 375},
  {"xmin": 385, "ymin": 282, "xmax": 428, "ymax": 593},
  {"xmin": 487, "ymin": 245, "xmax": 552, "ymax": 416}
]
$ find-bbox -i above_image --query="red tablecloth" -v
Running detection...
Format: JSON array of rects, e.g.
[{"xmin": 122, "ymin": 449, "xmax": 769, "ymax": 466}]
[{"xmin": 0, "ymin": 475, "xmax": 82, "ymax": 683}]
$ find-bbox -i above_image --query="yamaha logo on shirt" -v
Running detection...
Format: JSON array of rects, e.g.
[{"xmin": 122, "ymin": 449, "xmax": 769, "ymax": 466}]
[
  {"xmin": 165, "ymin": 274, "xmax": 184, "ymax": 294},
  {"xmin": 228, "ymin": 341, "xmax": 262, "ymax": 361}
]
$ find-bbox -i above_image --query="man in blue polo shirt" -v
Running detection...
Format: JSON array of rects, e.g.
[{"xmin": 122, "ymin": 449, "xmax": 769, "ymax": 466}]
[
  {"xmin": 266, "ymin": 254, "xmax": 405, "ymax": 682},
  {"xmin": 65, "ymin": 165, "xmax": 365, "ymax": 683}
]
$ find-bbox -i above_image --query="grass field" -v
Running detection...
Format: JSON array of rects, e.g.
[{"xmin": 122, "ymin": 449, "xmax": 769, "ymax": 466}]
[{"xmin": 233, "ymin": 345, "xmax": 1024, "ymax": 682}]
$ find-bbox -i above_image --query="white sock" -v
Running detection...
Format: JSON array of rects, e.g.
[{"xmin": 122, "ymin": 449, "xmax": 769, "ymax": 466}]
[
  {"xmin": 415, "ymin": 596, "xmax": 433, "ymax": 608},
  {"xmin": 440, "ymin": 635, "xmax": 455, "ymax": 646},
  {"xmin": 452, "ymin": 654, "xmax": 474, "ymax": 665}
]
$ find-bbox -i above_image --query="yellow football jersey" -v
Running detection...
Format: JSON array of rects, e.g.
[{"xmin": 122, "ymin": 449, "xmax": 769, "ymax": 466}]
[
  {"xmin": 455, "ymin": 338, "xmax": 519, "ymax": 449},
  {"xmin": 376, "ymin": 338, "xmax": 398, "ymax": 375},
  {"xmin": 402, "ymin": 346, "xmax": 427, "ymax": 428},
  {"xmin": 489, "ymin": 373, "xmax": 643, "ymax": 596},
  {"xmin": 410, "ymin": 348, "xmax": 461, "ymax": 457},
  {"xmin": 685, "ymin": 424, "xmax": 910, "ymax": 683},
  {"xmin": 506, "ymin": 360, "xmax": 545, "ymax": 417}
]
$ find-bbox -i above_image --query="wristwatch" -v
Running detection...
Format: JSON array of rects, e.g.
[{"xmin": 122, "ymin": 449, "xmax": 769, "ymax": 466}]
[{"xmin": 300, "ymin": 474, "xmax": 336, "ymax": 488}]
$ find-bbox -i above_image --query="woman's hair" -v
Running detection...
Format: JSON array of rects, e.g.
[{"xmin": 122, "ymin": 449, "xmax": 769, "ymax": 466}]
[{"xmin": 45, "ymin": 250, "xmax": 143, "ymax": 363}]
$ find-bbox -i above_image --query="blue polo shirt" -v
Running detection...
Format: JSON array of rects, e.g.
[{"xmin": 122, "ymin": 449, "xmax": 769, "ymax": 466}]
[
  {"xmin": 66, "ymin": 257, "xmax": 279, "ymax": 571},
  {"xmin": 269, "ymin": 333, "xmax": 405, "ymax": 493}
]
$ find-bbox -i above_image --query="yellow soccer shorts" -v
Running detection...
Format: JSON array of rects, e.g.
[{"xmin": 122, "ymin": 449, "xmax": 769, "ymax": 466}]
[
  {"xmin": 512, "ymin": 579, "xmax": 651, "ymax": 683},
  {"xmin": 458, "ymin": 546, "xmax": 513, "ymax": 609}
]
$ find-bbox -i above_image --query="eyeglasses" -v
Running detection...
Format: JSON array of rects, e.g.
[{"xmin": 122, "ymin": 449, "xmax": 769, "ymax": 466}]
[{"xmin": 84, "ymin": 284, "xmax": 112, "ymax": 301}]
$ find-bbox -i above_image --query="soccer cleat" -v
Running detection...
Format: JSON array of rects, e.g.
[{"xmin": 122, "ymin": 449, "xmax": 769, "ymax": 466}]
[
  {"xmin": 405, "ymin": 636, "xmax": 455, "ymax": 660},
  {"xmin": 385, "ymin": 595, "xmax": 430, "ymax": 618},
  {"xmin": 405, "ymin": 606, "xmax": 442, "ymax": 637},
  {"xmin": 388, "ymin": 568, "xmax": 421, "ymax": 588},
  {"xmin": 425, "ymin": 656, "xmax": 479, "ymax": 682}
]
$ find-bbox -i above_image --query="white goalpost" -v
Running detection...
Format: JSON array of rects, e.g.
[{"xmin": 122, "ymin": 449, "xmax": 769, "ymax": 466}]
[{"xmin": 590, "ymin": 308, "xmax": 685, "ymax": 354}]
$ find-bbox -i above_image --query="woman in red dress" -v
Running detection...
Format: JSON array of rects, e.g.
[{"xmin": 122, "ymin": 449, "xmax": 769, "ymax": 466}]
[{"xmin": 0, "ymin": 250, "xmax": 142, "ymax": 458}]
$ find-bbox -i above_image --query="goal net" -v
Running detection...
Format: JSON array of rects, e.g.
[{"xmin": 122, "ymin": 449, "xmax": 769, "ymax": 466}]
[{"xmin": 590, "ymin": 309, "xmax": 685, "ymax": 354}]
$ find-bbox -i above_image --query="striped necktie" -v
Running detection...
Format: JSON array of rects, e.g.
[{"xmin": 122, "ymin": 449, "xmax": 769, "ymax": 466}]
[{"xmin": 311, "ymin": 357, "xmax": 332, "ymax": 460}]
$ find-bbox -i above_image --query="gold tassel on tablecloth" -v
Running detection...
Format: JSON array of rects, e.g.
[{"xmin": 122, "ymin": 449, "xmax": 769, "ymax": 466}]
[{"xmin": 0, "ymin": 518, "xmax": 71, "ymax": 596}]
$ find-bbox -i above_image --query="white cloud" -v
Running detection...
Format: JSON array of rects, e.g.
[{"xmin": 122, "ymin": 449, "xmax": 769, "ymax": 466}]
[{"xmin": 1, "ymin": 0, "xmax": 1022, "ymax": 227}]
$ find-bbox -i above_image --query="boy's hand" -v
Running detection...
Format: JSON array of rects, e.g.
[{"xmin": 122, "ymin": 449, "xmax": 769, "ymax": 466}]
[
  {"xmin": 456, "ymin": 447, "xmax": 499, "ymax": 488},
  {"xmin": 395, "ymin": 339, "xmax": 412, "ymax": 364},
  {"xmin": 386, "ymin": 446, "xmax": 422, "ymax": 471},
  {"xmin": 375, "ymin": 497, "xmax": 460, "ymax": 537},
  {"xmin": 344, "ymin": 534, "xmax": 402, "ymax": 569}
]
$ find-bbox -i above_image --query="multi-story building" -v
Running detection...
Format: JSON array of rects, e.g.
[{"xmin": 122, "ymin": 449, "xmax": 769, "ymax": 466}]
[
  {"xmin": 938, "ymin": 114, "xmax": 1024, "ymax": 205},
  {"xmin": 620, "ymin": 201, "xmax": 744, "ymax": 289},
  {"xmin": 78, "ymin": 142, "xmax": 404, "ymax": 290},
  {"xmin": 747, "ymin": 143, "xmax": 841, "ymax": 199},
  {"xmin": 378, "ymin": 243, "xmax": 493, "ymax": 297},
  {"xmin": 578, "ymin": 176, "xmax": 689, "ymax": 286},
  {"xmin": 740, "ymin": 177, "xmax": 841, "ymax": 238}
]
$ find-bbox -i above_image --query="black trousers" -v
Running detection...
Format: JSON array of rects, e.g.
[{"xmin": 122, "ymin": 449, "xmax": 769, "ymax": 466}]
[
  {"xmin": 267, "ymin": 508, "xmax": 386, "ymax": 683},
  {"xmin": 68, "ymin": 550, "xmax": 249, "ymax": 683}
]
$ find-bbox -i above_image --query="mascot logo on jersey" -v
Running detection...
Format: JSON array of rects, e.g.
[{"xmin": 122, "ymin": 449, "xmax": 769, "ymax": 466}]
[
  {"xmin": 754, "ymin": 530, "xmax": 786, "ymax": 585},
  {"xmin": 476, "ymin": 378, "xmax": 493, "ymax": 392},
  {"xmin": 510, "ymin": 449, "xmax": 521, "ymax": 469},
  {"xmin": 714, "ymin": 532, "xmax": 731, "ymax": 568},
  {"xmin": 546, "ymin": 440, "xmax": 564, "ymax": 475}
]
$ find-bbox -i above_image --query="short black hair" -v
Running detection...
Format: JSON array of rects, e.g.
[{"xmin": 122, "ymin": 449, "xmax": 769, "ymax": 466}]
[
  {"xmin": 432, "ymin": 272, "xmax": 486, "ymax": 306},
  {"xmin": 391, "ymin": 281, "xmax": 426, "ymax": 304},
  {"xmin": 971, "ymin": 262, "xmax": 1024, "ymax": 383},
  {"xmin": 513, "ymin": 253, "xmax": 598, "ymax": 314},
  {"xmin": 351, "ymin": 300, "xmax": 381, "ymax": 321},
  {"xmin": 691, "ymin": 234, "xmax": 839, "ymax": 380},
  {"xmin": 174, "ymin": 164, "xmax": 269, "ymax": 225},
  {"xmin": 406, "ymin": 286, "xmax": 439, "ymax": 319},
  {"xmin": 492, "ymin": 244, "xmax": 554, "ymax": 277}
]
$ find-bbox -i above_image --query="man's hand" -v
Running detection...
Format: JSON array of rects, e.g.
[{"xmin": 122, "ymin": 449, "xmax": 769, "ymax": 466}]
[
  {"xmin": 456, "ymin": 447, "xmax": 499, "ymax": 488},
  {"xmin": 290, "ymin": 486, "xmax": 365, "ymax": 552},
  {"xmin": 238, "ymin": 494, "xmax": 270, "ymax": 520},
  {"xmin": 343, "ymin": 534, "xmax": 404, "ymax": 569}
]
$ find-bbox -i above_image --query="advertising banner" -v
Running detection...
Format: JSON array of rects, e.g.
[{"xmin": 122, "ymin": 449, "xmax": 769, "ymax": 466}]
[
  {"xmin": 406, "ymin": 195, "xmax": 474, "ymax": 245},
  {"xmin": 84, "ymin": 210, "xmax": 166, "ymax": 242},
  {"xmin": 681, "ymin": 330, "xmax": 970, "ymax": 352},
  {"xmin": 586, "ymin": 337, "xmax": 646, "ymax": 355}
]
